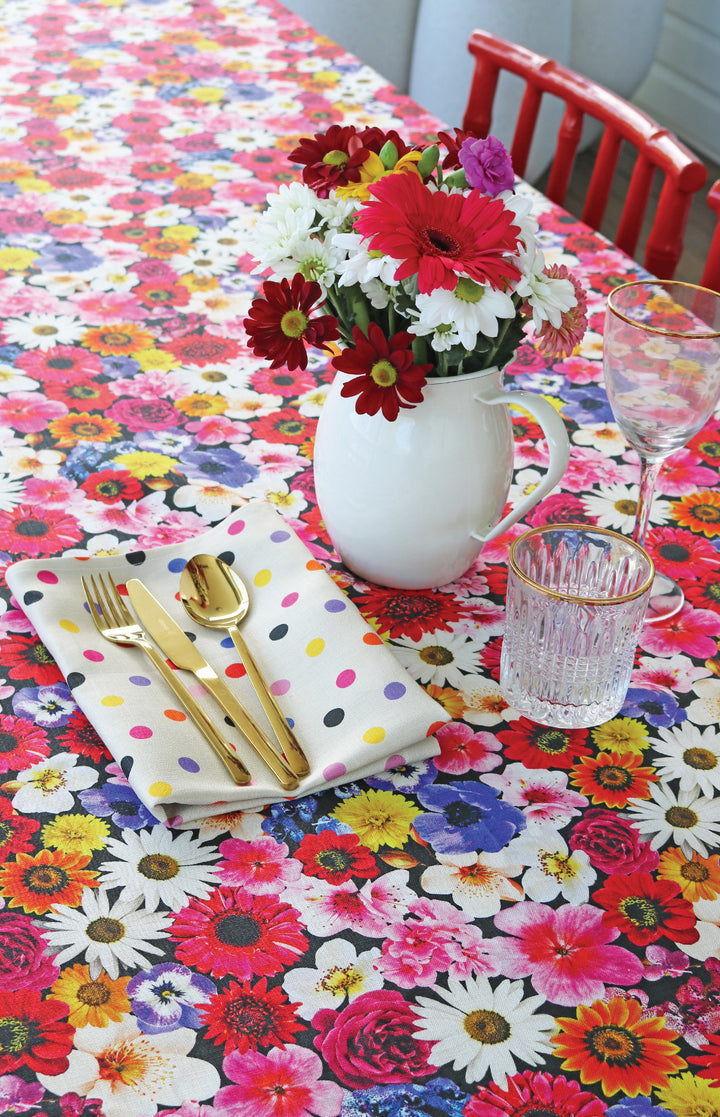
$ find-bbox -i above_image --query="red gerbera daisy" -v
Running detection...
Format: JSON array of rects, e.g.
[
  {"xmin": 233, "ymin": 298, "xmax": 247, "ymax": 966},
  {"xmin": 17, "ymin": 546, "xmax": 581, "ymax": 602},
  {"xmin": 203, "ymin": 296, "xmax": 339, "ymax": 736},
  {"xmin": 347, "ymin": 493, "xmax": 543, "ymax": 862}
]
[
  {"xmin": 15, "ymin": 345, "xmax": 104, "ymax": 382},
  {"xmin": 199, "ymin": 976, "xmax": 304, "ymax": 1054},
  {"xmin": 0, "ymin": 989, "xmax": 74, "ymax": 1076},
  {"xmin": 0, "ymin": 505, "xmax": 83, "ymax": 558},
  {"xmin": 570, "ymin": 750, "xmax": 657, "ymax": 808},
  {"xmin": 644, "ymin": 525, "xmax": 719, "ymax": 580},
  {"xmin": 163, "ymin": 331, "xmax": 242, "ymax": 367},
  {"xmin": 2, "ymin": 634, "xmax": 62, "ymax": 685},
  {"xmin": 56, "ymin": 709, "xmax": 112, "ymax": 764},
  {"xmin": 689, "ymin": 1033, "xmax": 720, "ymax": 1086},
  {"xmin": 294, "ymin": 830, "xmax": 380, "ymax": 884},
  {"xmin": 249, "ymin": 407, "xmax": 315, "ymax": 446},
  {"xmin": 496, "ymin": 718, "xmax": 591, "ymax": 770},
  {"xmin": 244, "ymin": 273, "xmax": 339, "ymax": 371},
  {"xmin": 352, "ymin": 585, "xmax": 468, "ymax": 641},
  {"xmin": 464, "ymin": 1069, "xmax": 607, "ymax": 1116},
  {"xmin": 0, "ymin": 798, "xmax": 40, "ymax": 859},
  {"xmin": 592, "ymin": 870, "xmax": 699, "ymax": 946},
  {"xmin": 0, "ymin": 714, "xmax": 50, "ymax": 773},
  {"xmin": 353, "ymin": 171, "xmax": 521, "ymax": 294},
  {"xmin": 170, "ymin": 887, "xmax": 308, "ymax": 980},
  {"xmin": 333, "ymin": 323, "xmax": 430, "ymax": 421}
]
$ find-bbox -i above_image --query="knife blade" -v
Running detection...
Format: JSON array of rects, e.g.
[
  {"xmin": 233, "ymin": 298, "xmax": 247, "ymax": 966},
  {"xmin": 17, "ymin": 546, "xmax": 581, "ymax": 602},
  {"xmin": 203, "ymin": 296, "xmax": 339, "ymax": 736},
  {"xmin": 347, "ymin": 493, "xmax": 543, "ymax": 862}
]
[{"xmin": 126, "ymin": 578, "xmax": 299, "ymax": 791}]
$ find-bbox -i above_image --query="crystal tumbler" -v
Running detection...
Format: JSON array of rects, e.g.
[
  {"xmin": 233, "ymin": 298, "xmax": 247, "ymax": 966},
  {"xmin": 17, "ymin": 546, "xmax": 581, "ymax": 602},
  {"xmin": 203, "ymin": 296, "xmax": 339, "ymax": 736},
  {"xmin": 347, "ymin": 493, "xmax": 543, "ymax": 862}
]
[{"xmin": 500, "ymin": 524, "xmax": 654, "ymax": 728}]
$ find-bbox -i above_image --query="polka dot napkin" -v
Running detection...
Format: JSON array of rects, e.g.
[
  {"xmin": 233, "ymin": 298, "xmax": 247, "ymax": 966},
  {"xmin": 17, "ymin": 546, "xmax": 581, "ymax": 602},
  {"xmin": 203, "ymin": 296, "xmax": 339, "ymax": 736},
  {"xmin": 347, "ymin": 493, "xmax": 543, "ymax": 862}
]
[{"xmin": 6, "ymin": 502, "xmax": 449, "ymax": 825}]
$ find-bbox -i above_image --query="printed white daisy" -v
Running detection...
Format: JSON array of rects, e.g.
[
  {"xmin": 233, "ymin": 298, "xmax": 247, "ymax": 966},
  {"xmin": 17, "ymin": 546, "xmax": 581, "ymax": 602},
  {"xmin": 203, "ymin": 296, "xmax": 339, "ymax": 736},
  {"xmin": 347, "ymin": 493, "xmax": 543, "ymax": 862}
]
[
  {"xmin": 421, "ymin": 851, "xmax": 524, "ymax": 917},
  {"xmin": 2, "ymin": 313, "xmax": 86, "ymax": 350},
  {"xmin": 626, "ymin": 781, "xmax": 720, "ymax": 859},
  {"xmin": 582, "ymin": 481, "xmax": 671, "ymax": 533},
  {"xmin": 282, "ymin": 938, "xmax": 383, "ymax": 1019},
  {"xmin": 98, "ymin": 826, "xmax": 219, "ymax": 912},
  {"xmin": 409, "ymin": 280, "xmax": 516, "ymax": 350},
  {"xmin": 10, "ymin": 753, "xmax": 97, "ymax": 815},
  {"xmin": 505, "ymin": 823, "xmax": 596, "ymax": 904},
  {"xmin": 413, "ymin": 975, "xmax": 555, "ymax": 1087},
  {"xmin": 392, "ymin": 626, "xmax": 481, "ymax": 688},
  {"xmin": 652, "ymin": 724, "xmax": 720, "ymax": 797},
  {"xmin": 41, "ymin": 888, "xmax": 170, "ymax": 979}
]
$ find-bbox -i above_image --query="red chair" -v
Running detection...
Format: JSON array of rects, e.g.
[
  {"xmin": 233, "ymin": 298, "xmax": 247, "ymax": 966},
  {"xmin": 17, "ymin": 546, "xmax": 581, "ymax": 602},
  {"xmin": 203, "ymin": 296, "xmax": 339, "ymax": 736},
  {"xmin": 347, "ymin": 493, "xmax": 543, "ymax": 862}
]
[
  {"xmin": 700, "ymin": 179, "xmax": 720, "ymax": 293},
  {"xmin": 462, "ymin": 29, "xmax": 707, "ymax": 280}
]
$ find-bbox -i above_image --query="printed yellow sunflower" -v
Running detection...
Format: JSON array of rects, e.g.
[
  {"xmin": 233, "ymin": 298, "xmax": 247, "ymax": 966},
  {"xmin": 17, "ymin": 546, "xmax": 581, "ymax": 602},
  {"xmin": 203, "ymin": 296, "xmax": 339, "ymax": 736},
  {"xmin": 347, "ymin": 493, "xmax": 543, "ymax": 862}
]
[
  {"xmin": 51, "ymin": 963, "xmax": 131, "ymax": 1028},
  {"xmin": 48, "ymin": 412, "xmax": 121, "ymax": 448},
  {"xmin": 113, "ymin": 451, "xmax": 178, "ymax": 479},
  {"xmin": 41, "ymin": 813, "xmax": 110, "ymax": 857},
  {"xmin": 592, "ymin": 717, "xmax": 649, "ymax": 754},
  {"xmin": 656, "ymin": 1072, "xmax": 720, "ymax": 1117},
  {"xmin": 332, "ymin": 788, "xmax": 419, "ymax": 851},
  {"xmin": 175, "ymin": 393, "xmax": 228, "ymax": 418},
  {"xmin": 81, "ymin": 322, "xmax": 156, "ymax": 356},
  {"xmin": 426, "ymin": 685, "xmax": 467, "ymax": 720},
  {"xmin": 657, "ymin": 846, "xmax": 720, "ymax": 902},
  {"xmin": 672, "ymin": 490, "xmax": 720, "ymax": 538}
]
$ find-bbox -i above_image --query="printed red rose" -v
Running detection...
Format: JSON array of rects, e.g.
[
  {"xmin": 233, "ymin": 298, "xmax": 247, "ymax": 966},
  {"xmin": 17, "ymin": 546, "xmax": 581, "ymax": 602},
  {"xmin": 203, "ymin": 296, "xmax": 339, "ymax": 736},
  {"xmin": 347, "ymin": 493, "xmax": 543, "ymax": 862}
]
[
  {"xmin": 0, "ymin": 912, "xmax": 59, "ymax": 991},
  {"xmin": 106, "ymin": 397, "xmax": 182, "ymax": 432},
  {"xmin": 312, "ymin": 989, "xmax": 433, "ymax": 1089},
  {"xmin": 568, "ymin": 808, "xmax": 659, "ymax": 875}
]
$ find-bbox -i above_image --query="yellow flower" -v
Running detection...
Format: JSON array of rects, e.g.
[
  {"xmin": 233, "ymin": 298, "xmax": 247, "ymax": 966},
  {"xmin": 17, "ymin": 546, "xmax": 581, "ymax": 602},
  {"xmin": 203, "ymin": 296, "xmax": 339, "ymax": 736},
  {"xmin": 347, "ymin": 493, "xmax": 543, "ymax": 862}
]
[
  {"xmin": 135, "ymin": 347, "xmax": 179, "ymax": 372},
  {"xmin": 179, "ymin": 274, "xmax": 219, "ymax": 292},
  {"xmin": 426, "ymin": 685, "xmax": 466, "ymax": 720},
  {"xmin": 51, "ymin": 964, "xmax": 131, "ymax": 1028},
  {"xmin": 0, "ymin": 247, "xmax": 39, "ymax": 272},
  {"xmin": 332, "ymin": 789, "xmax": 419, "ymax": 851},
  {"xmin": 192, "ymin": 85, "xmax": 226, "ymax": 103},
  {"xmin": 174, "ymin": 173, "xmax": 216, "ymax": 190},
  {"xmin": 162, "ymin": 223, "xmax": 199, "ymax": 242},
  {"xmin": 42, "ymin": 813, "xmax": 109, "ymax": 856},
  {"xmin": 657, "ymin": 1072, "xmax": 720, "ymax": 1117},
  {"xmin": 337, "ymin": 151, "xmax": 423, "ymax": 201},
  {"xmin": 175, "ymin": 393, "xmax": 227, "ymax": 418},
  {"xmin": 657, "ymin": 846, "xmax": 720, "ymax": 902},
  {"xmin": 113, "ymin": 451, "xmax": 178, "ymax": 479},
  {"xmin": 592, "ymin": 717, "xmax": 649, "ymax": 754}
]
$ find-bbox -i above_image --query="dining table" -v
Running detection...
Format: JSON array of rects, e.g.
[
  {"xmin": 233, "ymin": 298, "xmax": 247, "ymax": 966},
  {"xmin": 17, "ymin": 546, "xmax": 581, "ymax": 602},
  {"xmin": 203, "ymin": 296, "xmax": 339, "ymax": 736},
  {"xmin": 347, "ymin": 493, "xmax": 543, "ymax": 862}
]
[{"xmin": 1, "ymin": 2, "xmax": 720, "ymax": 1116}]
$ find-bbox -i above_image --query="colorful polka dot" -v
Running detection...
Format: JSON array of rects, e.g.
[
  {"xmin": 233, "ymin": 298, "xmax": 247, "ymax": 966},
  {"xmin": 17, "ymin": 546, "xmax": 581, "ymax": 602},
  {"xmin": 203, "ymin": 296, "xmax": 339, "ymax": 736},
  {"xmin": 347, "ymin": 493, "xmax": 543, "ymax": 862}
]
[
  {"xmin": 23, "ymin": 591, "xmax": 43, "ymax": 606},
  {"xmin": 37, "ymin": 571, "xmax": 58, "ymax": 584},
  {"xmin": 167, "ymin": 557, "xmax": 186, "ymax": 573},
  {"xmin": 226, "ymin": 662, "xmax": 246, "ymax": 679},
  {"xmin": 221, "ymin": 636, "xmax": 234, "ymax": 649},
  {"xmin": 130, "ymin": 675, "xmax": 152, "ymax": 686},
  {"xmin": 271, "ymin": 678, "xmax": 291, "ymax": 696},
  {"xmin": 323, "ymin": 707, "xmax": 345, "ymax": 727},
  {"xmin": 148, "ymin": 780, "xmax": 172, "ymax": 797},
  {"xmin": 270, "ymin": 530, "xmax": 290, "ymax": 542},
  {"xmin": 323, "ymin": 762, "xmax": 347, "ymax": 781},
  {"xmin": 120, "ymin": 756, "xmax": 133, "ymax": 778},
  {"xmin": 363, "ymin": 726, "xmax": 386, "ymax": 744},
  {"xmin": 306, "ymin": 560, "xmax": 323, "ymax": 571},
  {"xmin": 363, "ymin": 632, "xmax": 384, "ymax": 645},
  {"xmin": 281, "ymin": 592, "xmax": 299, "ymax": 608},
  {"xmin": 59, "ymin": 619, "xmax": 79, "ymax": 633},
  {"xmin": 324, "ymin": 598, "xmax": 346, "ymax": 613},
  {"xmin": 83, "ymin": 649, "xmax": 104, "ymax": 663},
  {"xmin": 228, "ymin": 518, "xmax": 246, "ymax": 535},
  {"xmin": 384, "ymin": 681, "xmax": 406, "ymax": 700},
  {"xmin": 385, "ymin": 754, "xmax": 405, "ymax": 769},
  {"xmin": 101, "ymin": 695, "xmax": 123, "ymax": 707},
  {"xmin": 66, "ymin": 672, "xmax": 85, "ymax": 689},
  {"xmin": 164, "ymin": 709, "xmax": 187, "ymax": 722},
  {"xmin": 254, "ymin": 568, "xmax": 271, "ymax": 587},
  {"xmin": 336, "ymin": 669, "xmax": 355, "ymax": 688},
  {"xmin": 269, "ymin": 623, "xmax": 288, "ymax": 641},
  {"xmin": 306, "ymin": 637, "xmax": 324, "ymax": 657},
  {"xmin": 130, "ymin": 725, "xmax": 153, "ymax": 739},
  {"xmin": 178, "ymin": 757, "xmax": 200, "ymax": 773},
  {"xmin": 127, "ymin": 551, "xmax": 146, "ymax": 566}
]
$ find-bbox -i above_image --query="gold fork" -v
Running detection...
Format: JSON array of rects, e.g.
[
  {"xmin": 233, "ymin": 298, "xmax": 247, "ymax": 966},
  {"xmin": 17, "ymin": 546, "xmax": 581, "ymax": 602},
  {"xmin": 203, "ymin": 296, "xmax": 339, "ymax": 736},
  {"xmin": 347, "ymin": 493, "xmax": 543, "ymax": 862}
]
[{"xmin": 81, "ymin": 573, "xmax": 251, "ymax": 786}]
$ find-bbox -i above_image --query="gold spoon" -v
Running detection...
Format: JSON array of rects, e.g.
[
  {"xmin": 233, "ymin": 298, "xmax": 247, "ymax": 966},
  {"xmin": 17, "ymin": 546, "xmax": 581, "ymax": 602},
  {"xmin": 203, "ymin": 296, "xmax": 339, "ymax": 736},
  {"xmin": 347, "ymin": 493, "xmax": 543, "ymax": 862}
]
[{"xmin": 180, "ymin": 554, "xmax": 310, "ymax": 779}]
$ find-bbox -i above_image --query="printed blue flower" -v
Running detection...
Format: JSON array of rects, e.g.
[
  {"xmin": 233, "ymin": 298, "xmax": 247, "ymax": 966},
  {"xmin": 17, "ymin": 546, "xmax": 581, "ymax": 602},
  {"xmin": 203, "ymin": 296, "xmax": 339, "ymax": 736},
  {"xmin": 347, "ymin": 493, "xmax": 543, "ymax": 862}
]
[
  {"xmin": 127, "ymin": 963, "xmax": 216, "ymax": 1033},
  {"xmin": 414, "ymin": 781, "xmax": 526, "ymax": 854},
  {"xmin": 621, "ymin": 687, "xmax": 687, "ymax": 728},
  {"xmin": 79, "ymin": 783, "xmax": 159, "ymax": 830}
]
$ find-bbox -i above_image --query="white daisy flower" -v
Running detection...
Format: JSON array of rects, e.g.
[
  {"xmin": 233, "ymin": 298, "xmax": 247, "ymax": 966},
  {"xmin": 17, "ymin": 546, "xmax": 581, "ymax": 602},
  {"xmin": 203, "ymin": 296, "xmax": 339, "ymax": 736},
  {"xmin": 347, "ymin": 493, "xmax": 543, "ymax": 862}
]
[
  {"xmin": 505, "ymin": 823, "xmax": 596, "ymax": 904},
  {"xmin": 334, "ymin": 231, "xmax": 400, "ymax": 287},
  {"xmin": 413, "ymin": 975, "xmax": 555, "ymax": 1087},
  {"xmin": 282, "ymin": 938, "xmax": 383, "ymax": 1019},
  {"xmin": 2, "ymin": 313, "xmax": 86, "ymax": 350},
  {"xmin": 41, "ymin": 888, "xmax": 170, "ymax": 979},
  {"xmin": 652, "ymin": 724, "xmax": 720, "ymax": 797},
  {"xmin": 626, "ymin": 781, "xmax": 720, "ymax": 858},
  {"xmin": 98, "ymin": 826, "xmax": 219, "ymax": 912},
  {"xmin": 392, "ymin": 627, "xmax": 481, "ymax": 687},
  {"xmin": 582, "ymin": 482, "xmax": 671, "ymax": 533}
]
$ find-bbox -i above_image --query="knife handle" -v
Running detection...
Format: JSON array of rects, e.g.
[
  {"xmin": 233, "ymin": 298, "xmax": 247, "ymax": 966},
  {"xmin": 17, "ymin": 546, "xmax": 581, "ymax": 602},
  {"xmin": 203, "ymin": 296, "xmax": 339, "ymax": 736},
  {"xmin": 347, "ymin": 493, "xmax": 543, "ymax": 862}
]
[
  {"xmin": 229, "ymin": 625, "xmax": 310, "ymax": 778},
  {"xmin": 196, "ymin": 668, "xmax": 299, "ymax": 791},
  {"xmin": 139, "ymin": 640, "xmax": 251, "ymax": 786}
]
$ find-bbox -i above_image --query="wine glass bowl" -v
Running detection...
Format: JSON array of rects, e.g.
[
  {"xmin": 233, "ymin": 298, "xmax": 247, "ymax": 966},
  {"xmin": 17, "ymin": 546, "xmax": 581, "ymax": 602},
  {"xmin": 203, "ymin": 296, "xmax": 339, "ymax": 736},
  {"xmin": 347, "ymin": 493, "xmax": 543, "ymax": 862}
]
[{"xmin": 604, "ymin": 281, "xmax": 720, "ymax": 622}]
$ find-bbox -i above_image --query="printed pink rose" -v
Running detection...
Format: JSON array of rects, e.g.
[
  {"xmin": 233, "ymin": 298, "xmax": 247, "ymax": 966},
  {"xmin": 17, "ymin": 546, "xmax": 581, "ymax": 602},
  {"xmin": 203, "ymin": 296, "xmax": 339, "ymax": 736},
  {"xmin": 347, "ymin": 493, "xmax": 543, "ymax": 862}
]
[
  {"xmin": 0, "ymin": 913, "xmax": 59, "ymax": 991},
  {"xmin": 568, "ymin": 807, "xmax": 659, "ymax": 875},
  {"xmin": 106, "ymin": 396, "xmax": 181, "ymax": 431},
  {"xmin": 312, "ymin": 989, "xmax": 433, "ymax": 1088}
]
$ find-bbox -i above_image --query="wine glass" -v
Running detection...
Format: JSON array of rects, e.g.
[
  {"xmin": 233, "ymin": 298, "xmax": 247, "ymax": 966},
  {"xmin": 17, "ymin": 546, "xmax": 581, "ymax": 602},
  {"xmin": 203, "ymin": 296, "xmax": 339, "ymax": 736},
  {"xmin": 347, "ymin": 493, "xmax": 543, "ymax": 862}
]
[{"xmin": 604, "ymin": 280, "xmax": 720, "ymax": 623}]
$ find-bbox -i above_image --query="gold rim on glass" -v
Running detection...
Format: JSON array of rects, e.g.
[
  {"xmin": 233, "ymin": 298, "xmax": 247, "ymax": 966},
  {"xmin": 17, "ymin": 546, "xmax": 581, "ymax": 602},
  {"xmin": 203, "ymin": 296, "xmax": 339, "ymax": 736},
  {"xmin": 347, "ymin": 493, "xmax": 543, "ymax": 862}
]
[
  {"xmin": 607, "ymin": 280, "xmax": 720, "ymax": 340},
  {"xmin": 508, "ymin": 523, "xmax": 655, "ymax": 605}
]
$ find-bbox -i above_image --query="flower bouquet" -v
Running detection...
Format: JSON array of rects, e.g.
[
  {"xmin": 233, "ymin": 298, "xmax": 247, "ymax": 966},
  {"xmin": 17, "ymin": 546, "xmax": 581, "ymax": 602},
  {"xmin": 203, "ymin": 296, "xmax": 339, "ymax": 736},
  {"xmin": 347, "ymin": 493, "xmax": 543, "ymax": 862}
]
[{"xmin": 244, "ymin": 124, "xmax": 588, "ymax": 421}]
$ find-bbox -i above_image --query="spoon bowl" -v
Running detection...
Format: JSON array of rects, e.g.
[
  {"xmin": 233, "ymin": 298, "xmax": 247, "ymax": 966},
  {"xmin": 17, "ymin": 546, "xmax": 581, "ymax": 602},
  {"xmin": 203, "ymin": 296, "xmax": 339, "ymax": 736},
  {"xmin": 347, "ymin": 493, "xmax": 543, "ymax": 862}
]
[{"xmin": 181, "ymin": 554, "xmax": 310, "ymax": 779}]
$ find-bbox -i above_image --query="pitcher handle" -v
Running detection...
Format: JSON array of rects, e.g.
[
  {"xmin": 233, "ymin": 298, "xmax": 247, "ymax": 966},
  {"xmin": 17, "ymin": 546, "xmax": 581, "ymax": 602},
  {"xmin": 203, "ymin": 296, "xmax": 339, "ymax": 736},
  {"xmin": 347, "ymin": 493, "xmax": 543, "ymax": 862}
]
[{"xmin": 470, "ymin": 381, "xmax": 570, "ymax": 543}]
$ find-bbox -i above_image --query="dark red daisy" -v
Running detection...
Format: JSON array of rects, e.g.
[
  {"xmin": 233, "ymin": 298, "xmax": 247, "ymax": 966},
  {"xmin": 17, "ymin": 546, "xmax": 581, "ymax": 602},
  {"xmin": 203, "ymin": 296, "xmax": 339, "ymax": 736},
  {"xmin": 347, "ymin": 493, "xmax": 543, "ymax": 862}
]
[
  {"xmin": 495, "ymin": 718, "xmax": 592, "ymax": 770},
  {"xmin": 593, "ymin": 870, "xmax": 699, "ymax": 946},
  {"xmin": 0, "ymin": 799, "xmax": 40, "ymax": 859},
  {"xmin": 0, "ymin": 989, "xmax": 74, "ymax": 1076},
  {"xmin": 465, "ymin": 1069, "xmax": 607, "ymax": 1117},
  {"xmin": 44, "ymin": 380, "xmax": 114, "ymax": 411},
  {"xmin": 244, "ymin": 273, "xmax": 339, "ymax": 371},
  {"xmin": 352, "ymin": 585, "xmax": 469, "ymax": 641},
  {"xmin": 200, "ymin": 976, "xmax": 303, "ymax": 1054},
  {"xmin": 333, "ymin": 323, "xmax": 430, "ymax": 421},
  {"xmin": 0, "ymin": 714, "xmax": 50, "ymax": 774},
  {"xmin": 2, "ymin": 634, "xmax": 62, "ymax": 685},
  {"xmin": 170, "ymin": 887, "xmax": 308, "ymax": 980},
  {"xmin": 294, "ymin": 831, "xmax": 379, "ymax": 884},
  {"xmin": 289, "ymin": 124, "xmax": 408, "ymax": 198},
  {"xmin": 353, "ymin": 171, "xmax": 521, "ymax": 294}
]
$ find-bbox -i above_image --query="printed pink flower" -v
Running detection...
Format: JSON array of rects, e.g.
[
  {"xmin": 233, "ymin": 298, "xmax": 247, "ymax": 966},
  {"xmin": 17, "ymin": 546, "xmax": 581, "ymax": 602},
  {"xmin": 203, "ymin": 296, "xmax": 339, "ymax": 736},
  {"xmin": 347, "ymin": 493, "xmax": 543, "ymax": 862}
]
[
  {"xmin": 106, "ymin": 396, "xmax": 182, "ymax": 431},
  {"xmin": 216, "ymin": 836, "xmax": 302, "ymax": 893},
  {"xmin": 0, "ymin": 913, "xmax": 59, "ymax": 991},
  {"xmin": 637, "ymin": 602, "xmax": 720, "ymax": 660},
  {"xmin": 482, "ymin": 764, "xmax": 588, "ymax": 827},
  {"xmin": 0, "ymin": 392, "xmax": 67, "ymax": 433},
  {"xmin": 285, "ymin": 870, "xmax": 414, "ymax": 939},
  {"xmin": 465, "ymin": 1069, "xmax": 608, "ymax": 1116},
  {"xmin": 491, "ymin": 901, "xmax": 644, "ymax": 1005},
  {"xmin": 379, "ymin": 897, "xmax": 495, "ymax": 987},
  {"xmin": 433, "ymin": 722, "xmax": 503, "ymax": 775},
  {"xmin": 657, "ymin": 447, "xmax": 719, "ymax": 495},
  {"xmin": 313, "ymin": 990, "xmax": 433, "ymax": 1089},
  {"xmin": 215, "ymin": 1044, "xmax": 342, "ymax": 1117}
]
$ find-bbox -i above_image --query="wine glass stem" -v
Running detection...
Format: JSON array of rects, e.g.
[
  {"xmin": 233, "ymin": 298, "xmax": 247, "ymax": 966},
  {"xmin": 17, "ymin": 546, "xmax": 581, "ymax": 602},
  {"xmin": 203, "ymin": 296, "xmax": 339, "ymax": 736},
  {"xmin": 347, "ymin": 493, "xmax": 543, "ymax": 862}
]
[{"xmin": 633, "ymin": 455, "xmax": 664, "ymax": 548}]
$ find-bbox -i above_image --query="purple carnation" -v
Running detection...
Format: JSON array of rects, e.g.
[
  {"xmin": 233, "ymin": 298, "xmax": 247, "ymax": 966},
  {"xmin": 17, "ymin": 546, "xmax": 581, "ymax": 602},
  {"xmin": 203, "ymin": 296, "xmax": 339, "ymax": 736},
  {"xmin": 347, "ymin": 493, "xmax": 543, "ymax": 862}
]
[{"xmin": 459, "ymin": 135, "xmax": 514, "ymax": 196}]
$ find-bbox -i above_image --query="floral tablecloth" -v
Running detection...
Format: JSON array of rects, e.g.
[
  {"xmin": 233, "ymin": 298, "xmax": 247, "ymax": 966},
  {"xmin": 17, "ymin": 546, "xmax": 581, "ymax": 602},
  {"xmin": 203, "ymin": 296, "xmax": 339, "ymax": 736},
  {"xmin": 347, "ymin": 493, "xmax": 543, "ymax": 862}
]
[{"xmin": 1, "ymin": 2, "xmax": 720, "ymax": 1116}]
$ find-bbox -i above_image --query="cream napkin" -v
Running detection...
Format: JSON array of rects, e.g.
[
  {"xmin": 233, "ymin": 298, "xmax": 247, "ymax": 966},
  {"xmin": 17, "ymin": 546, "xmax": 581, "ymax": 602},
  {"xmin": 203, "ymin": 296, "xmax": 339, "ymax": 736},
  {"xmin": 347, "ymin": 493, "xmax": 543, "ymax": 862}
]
[{"xmin": 6, "ymin": 502, "xmax": 448, "ymax": 825}]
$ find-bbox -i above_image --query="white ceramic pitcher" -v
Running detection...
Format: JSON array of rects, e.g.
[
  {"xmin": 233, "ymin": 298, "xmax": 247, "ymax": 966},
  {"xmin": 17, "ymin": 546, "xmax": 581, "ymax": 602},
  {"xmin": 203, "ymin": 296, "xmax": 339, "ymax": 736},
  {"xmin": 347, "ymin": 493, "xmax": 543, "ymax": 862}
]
[{"xmin": 313, "ymin": 366, "xmax": 570, "ymax": 589}]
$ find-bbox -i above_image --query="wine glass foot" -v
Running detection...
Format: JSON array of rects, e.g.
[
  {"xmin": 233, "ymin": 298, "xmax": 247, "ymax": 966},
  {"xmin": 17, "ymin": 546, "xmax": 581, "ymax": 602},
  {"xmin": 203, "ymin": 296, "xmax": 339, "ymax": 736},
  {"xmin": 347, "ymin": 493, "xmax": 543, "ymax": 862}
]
[{"xmin": 643, "ymin": 573, "xmax": 684, "ymax": 624}]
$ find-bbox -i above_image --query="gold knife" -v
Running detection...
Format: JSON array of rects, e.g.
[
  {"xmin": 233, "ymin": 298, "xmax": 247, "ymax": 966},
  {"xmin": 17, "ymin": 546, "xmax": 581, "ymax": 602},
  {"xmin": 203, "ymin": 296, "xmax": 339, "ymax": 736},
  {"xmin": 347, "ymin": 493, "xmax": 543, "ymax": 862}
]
[{"xmin": 126, "ymin": 579, "xmax": 300, "ymax": 791}]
